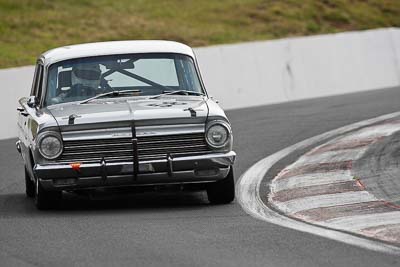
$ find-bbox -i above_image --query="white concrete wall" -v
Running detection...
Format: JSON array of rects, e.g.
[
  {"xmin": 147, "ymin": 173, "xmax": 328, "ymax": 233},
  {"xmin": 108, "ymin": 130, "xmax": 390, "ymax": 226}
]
[
  {"xmin": 0, "ymin": 66, "xmax": 35, "ymax": 139},
  {"xmin": 1, "ymin": 28, "xmax": 399, "ymax": 139},
  {"xmin": 196, "ymin": 28, "xmax": 400, "ymax": 109}
]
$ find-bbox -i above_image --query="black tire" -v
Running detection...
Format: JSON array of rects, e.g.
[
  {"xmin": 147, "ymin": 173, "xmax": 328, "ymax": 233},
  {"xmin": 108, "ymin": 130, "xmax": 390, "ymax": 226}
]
[
  {"xmin": 34, "ymin": 178, "xmax": 62, "ymax": 210},
  {"xmin": 25, "ymin": 167, "xmax": 35, "ymax": 198},
  {"xmin": 207, "ymin": 167, "xmax": 235, "ymax": 204}
]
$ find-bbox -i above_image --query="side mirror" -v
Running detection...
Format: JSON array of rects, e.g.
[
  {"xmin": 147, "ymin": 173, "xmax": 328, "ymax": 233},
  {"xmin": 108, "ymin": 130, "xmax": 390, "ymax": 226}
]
[{"xmin": 27, "ymin": 96, "xmax": 38, "ymax": 108}]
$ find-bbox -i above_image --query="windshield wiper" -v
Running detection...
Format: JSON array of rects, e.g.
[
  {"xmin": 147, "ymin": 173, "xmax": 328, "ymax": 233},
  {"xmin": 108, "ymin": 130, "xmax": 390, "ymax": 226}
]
[
  {"xmin": 80, "ymin": 89, "xmax": 141, "ymax": 104},
  {"xmin": 149, "ymin": 90, "xmax": 205, "ymax": 99}
]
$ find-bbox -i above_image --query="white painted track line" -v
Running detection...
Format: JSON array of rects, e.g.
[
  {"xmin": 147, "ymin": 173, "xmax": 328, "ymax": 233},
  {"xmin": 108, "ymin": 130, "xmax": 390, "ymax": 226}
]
[
  {"xmin": 273, "ymin": 191, "xmax": 377, "ymax": 214},
  {"xmin": 340, "ymin": 123, "xmax": 400, "ymax": 141},
  {"xmin": 236, "ymin": 111, "xmax": 400, "ymax": 254},
  {"xmin": 322, "ymin": 212, "xmax": 400, "ymax": 231},
  {"xmin": 272, "ymin": 171, "xmax": 353, "ymax": 192},
  {"xmin": 290, "ymin": 148, "xmax": 367, "ymax": 168}
]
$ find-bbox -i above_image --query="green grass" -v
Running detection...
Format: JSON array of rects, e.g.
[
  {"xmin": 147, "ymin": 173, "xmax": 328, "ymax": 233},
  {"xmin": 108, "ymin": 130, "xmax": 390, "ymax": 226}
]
[{"xmin": 0, "ymin": 0, "xmax": 399, "ymax": 68}]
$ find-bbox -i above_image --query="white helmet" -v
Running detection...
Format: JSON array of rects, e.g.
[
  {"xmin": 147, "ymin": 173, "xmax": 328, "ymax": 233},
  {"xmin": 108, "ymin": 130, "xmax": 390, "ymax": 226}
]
[{"xmin": 71, "ymin": 63, "xmax": 101, "ymax": 91}]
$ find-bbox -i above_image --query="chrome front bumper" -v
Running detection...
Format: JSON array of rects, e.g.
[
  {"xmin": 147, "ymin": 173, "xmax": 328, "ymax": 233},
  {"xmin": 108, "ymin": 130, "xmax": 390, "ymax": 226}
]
[{"xmin": 34, "ymin": 151, "xmax": 236, "ymax": 190}]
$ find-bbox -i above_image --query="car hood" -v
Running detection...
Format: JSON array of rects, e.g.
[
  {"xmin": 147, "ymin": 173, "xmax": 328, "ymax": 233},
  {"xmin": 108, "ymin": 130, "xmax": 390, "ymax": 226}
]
[{"xmin": 47, "ymin": 97, "xmax": 209, "ymax": 128}]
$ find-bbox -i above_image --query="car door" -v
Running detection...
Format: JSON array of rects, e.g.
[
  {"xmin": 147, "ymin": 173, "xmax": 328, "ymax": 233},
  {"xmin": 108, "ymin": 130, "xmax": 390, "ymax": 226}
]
[{"xmin": 17, "ymin": 62, "xmax": 43, "ymax": 162}]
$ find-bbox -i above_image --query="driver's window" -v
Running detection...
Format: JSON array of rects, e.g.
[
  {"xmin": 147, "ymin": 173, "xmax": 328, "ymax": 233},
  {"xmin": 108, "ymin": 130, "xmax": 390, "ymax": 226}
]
[
  {"xmin": 31, "ymin": 63, "xmax": 44, "ymax": 99},
  {"xmin": 30, "ymin": 64, "xmax": 40, "ymax": 96},
  {"xmin": 36, "ymin": 64, "xmax": 44, "ymax": 100}
]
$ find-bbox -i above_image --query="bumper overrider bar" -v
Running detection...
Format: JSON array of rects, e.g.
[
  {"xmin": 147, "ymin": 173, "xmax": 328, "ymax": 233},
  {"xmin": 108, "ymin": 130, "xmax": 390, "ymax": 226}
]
[
  {"xmin": 131, "ymin": 121, "xmax": 139, "ymax": 180},
  {"xmin": 34, "ymin": 152, "xmax": 236, "ymax": 190}
]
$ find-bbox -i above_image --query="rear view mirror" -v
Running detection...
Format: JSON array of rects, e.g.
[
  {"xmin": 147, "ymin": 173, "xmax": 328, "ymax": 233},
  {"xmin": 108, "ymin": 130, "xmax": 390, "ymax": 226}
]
[{"xmin": 104, "ymin": 60, "xmax": 135, "ymax": 70}]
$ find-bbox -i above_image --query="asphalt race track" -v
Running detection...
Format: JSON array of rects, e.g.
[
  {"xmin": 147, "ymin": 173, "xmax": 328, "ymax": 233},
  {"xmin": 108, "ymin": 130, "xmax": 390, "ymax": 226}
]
[{"xmin": 1, "ymin": 87, "xmax": 400, "ymax": 266}]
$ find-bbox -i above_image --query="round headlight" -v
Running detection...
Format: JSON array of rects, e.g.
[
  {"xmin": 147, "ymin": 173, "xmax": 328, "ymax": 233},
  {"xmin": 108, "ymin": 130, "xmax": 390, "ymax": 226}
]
[
  {"xmin": 37, "ymin": 132, "xmax": 63, "ymax": 159},
  {"xmin": 206, "ymin": 122, "xmax": 230, "ymax": 148}
]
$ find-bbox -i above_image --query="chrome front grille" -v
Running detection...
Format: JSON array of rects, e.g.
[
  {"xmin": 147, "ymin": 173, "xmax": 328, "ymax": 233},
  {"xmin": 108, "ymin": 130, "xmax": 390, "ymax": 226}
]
[
  {"xmin": 58, "ymin": 133, "xmax": 211, "ymax": 163},
  {"xmin": 137, "ymin": 133, "xmax": 210, "ymax": 161},
  {"xmin": 60, "ymin": 138, "xmax": 133, "ymax": 163}
]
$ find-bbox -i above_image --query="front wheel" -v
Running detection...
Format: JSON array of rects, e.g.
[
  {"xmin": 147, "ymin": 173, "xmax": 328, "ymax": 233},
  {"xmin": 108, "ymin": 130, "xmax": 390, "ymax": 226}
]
[
  {"xmin": 25, "ymin": 168, "xmax": 35, "ymax": 198},
  {"xmin": 34, "ymin": 178, "xmax": 62, "ymax": 210},
  {"xmin": 207, "ymin": 167, "xmax": 235, "ymax": 204}
]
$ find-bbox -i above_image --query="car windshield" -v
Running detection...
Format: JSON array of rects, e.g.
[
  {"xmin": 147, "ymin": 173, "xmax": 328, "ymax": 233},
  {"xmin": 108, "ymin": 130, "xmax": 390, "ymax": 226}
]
[{"xmin": 45, "ymin": 53, "xmax": 204, "ymax": 106}]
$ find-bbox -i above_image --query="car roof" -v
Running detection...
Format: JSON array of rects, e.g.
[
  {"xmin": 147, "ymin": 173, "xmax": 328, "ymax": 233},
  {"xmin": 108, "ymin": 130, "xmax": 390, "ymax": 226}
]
[{"xmin": 40, "ymin": 40, "xmax": 196, "ymax": 66}]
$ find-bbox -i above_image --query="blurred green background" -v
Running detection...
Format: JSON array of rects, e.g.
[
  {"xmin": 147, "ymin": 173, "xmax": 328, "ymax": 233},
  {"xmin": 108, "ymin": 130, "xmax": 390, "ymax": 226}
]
[{"xmin": 0, "ymin": 0, "xmax": 399, "ymax": 68}]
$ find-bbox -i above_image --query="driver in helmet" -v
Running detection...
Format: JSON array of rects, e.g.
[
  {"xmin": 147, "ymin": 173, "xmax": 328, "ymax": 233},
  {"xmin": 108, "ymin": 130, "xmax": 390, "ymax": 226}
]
[
  {"xmin": 70, "ymin": 63, "xmax": 102, "ymax": 97},
  {"xmin": 50, "ymin": 63, "xmax": 102, "ymax": 105}
]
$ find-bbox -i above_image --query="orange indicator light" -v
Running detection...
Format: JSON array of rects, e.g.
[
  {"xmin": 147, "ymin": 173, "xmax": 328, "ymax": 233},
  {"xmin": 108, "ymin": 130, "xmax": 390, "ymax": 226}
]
[{"xmin": 70, "ymin": 163, "xmax": 81, "ymax": 172}]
